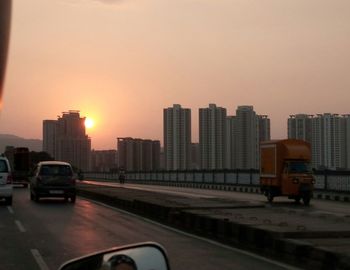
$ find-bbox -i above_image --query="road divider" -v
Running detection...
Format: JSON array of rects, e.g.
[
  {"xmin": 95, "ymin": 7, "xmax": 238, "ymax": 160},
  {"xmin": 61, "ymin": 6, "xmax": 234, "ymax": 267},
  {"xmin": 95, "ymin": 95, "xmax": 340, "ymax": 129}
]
[{"xmin": 77, "ymin": 183, "xmax": 350, "ymax": 270}]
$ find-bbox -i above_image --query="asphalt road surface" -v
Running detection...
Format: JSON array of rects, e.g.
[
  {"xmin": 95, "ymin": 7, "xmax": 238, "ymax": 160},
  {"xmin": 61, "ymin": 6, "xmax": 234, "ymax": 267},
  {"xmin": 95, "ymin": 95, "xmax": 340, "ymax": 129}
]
[{"xmin": 0, "ymin": 187, "xmax": 300, "ymax": 270}]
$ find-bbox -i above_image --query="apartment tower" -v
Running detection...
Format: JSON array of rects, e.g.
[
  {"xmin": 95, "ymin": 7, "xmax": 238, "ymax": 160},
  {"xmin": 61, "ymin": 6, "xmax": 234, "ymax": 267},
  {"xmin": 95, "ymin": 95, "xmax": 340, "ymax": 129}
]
[
  {"xmin": 43, "ymin": 111, "xmax": 91, "ymax": 171},
  {"xmin": 163, "ymin": 104, "xmax": 191, "ymax": 170},
  {"xmin": 235, "ymin": 106, "xmax": 259, "ymax": 170},
  {"xmin": 199, "ymin": 104, "xmax": 227, "ymax": 170}
]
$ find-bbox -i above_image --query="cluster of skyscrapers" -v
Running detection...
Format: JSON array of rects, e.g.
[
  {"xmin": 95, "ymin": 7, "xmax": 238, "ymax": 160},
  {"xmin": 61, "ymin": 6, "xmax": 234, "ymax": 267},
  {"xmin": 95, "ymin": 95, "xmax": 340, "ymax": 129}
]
[
  {"xmin": 164, "ymin": 104, "xmax": 270, "ymax": 170},
  {"xmin": 288, "ymin": 114, "xmax": 350, "ymax": 170},
  {"xmin": 42, "ymin": 108, "xmax": 350, "ymax": 172}
]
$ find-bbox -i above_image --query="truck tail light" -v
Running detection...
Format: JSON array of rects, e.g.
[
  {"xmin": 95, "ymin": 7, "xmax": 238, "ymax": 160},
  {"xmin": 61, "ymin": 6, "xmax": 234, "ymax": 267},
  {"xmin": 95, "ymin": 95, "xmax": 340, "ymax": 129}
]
[{"xmin": 6, "ymin": 173, "xmax": 13, "ymax": 184}]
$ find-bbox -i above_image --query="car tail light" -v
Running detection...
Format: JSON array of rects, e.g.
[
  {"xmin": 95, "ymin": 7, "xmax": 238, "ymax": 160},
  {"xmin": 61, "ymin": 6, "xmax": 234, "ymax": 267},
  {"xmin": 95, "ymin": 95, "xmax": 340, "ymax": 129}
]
[{"xmin": 6, "ymin": 173, "xmax": 13, "ymax": 184}]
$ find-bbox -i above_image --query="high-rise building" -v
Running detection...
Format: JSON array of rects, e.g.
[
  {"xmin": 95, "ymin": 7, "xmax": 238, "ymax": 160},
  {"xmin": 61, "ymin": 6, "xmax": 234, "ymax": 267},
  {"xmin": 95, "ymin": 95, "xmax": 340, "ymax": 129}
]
[
  {"xmin": 288, "ymin": 114, "xmax": 313, "ymax": 143},
  {"xmin": 288, "ymin": 113, "xmax": 350, "ymax": 169},
  {"xmin": 43, "ymin": 110, "xmax": 91, "ymax": 171},
  {"xmin": 258, "ymin": 115, "xmax": 271, "ymax": 142},
  {"xmin": 90, "ymin": 150, "xmax": 117, "ymax": 172},
  {"xmin": 190, "ymin": 143, "xmax": 200, "ymax": 170},
  {"xmin": 163, "ymin": 104, "xmax": 191, "ymax": 170},
  {"xmin": 117, "ymin": 137, "xmax": 160, "ymax": 171},
  {"xmin": 235, "ymin": 106, "xmax": 259, "ymax": 169},
  {"xmin": 225, "ymin": 107, "xmax": 270, "ymax": 170},
  {"xmin": 312, "ymin": 114, "xmax": 345, "ymax": 169},
  {"xmin": 344, "ymin": 115, "xmax": 350, "ymax": 169},
  {"xmin": 43, "ymin": 120, "xmax": 57, "ymax": 158},
  {"xmin": 225, "ymin": 116, "xmax": 237, "ymax": 169},
  {"xmin": 199, "ymin": 104, "xmax": 227, "ymax": 170}
]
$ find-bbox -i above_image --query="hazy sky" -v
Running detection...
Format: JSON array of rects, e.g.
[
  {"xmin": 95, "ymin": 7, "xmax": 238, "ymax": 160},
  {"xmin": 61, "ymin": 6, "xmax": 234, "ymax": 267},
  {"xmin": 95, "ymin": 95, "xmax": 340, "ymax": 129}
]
[{"xmin": 0, "ymin": 0, "xmax": 350, "ymax": 149}]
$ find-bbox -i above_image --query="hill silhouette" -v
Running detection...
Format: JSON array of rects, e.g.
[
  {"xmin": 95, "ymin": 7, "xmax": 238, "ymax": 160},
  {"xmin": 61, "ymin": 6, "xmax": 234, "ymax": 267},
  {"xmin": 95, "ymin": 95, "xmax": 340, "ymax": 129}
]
[{"xmin": 0, "ymin": 134, "xmax": 42, "ymax": 153}]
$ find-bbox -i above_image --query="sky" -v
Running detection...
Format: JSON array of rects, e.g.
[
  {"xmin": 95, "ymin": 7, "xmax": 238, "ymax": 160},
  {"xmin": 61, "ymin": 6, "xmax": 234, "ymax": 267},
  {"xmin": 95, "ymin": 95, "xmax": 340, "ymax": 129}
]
[{"xmin": 0, "ymin": 0, "xmax": 350, "ymax": 149}]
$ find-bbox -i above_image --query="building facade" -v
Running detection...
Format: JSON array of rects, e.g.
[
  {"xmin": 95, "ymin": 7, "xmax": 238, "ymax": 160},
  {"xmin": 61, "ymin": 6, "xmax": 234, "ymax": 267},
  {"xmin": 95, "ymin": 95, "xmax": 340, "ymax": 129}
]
[
  {"xmin": 258, "ymin": 115, "xmax": 271, "ymax": 143},
  {"xmin": 163, "ymin": 104, "xmax": 191, "ymax": 170},
  {"xmin": 90, "ymin": 150, "xmax": 117, "ymax": 172},
  {"xmin": 225, "ymin": 106, "xmax": 269, "ymax": 170},
  {"xmin": 234, "ymin": 106, "xmax": 259, "ymax": 169},
  {"xmin": 43, "ymin": 111, "xmax": 91, "ymax": 171},
  {"xmin": 287, "ymin": 114, "xmax": 313, "ymax": 143},
  {"xmin": 117, "ymin": 137, "xmax": 160, "ymax": 171},
  {"xmin": 288, "ymin": 113, "xmax": 350, "ymax": 170},
  {"xmin": 43, "ymin": 120, "xmax": 57, "ymax": 158},
  {"xmin": 199, "ymin": 104, "xmax": 227, "ymax": 170}
]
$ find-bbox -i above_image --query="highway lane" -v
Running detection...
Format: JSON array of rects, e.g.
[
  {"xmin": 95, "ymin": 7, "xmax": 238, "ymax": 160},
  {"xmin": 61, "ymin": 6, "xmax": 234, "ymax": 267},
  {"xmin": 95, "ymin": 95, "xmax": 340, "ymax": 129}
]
[
  {"xmin": 0, "ymin": 187, "xmax": 300, "ymax": 270},
  {"xmin": 82, "ymin": 180, "xmax": 350, "ymax": 218}
]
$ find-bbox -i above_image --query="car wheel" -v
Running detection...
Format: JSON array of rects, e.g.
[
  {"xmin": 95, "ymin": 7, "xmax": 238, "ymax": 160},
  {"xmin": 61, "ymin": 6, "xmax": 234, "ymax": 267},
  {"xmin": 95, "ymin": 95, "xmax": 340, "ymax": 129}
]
[
  {"xmin": 23, "ymin": 183, "xmax": 28, "ymax": 188},
  {"xmin": 6, "ymin": 196, "xmax": 12, "ymax": 205}
]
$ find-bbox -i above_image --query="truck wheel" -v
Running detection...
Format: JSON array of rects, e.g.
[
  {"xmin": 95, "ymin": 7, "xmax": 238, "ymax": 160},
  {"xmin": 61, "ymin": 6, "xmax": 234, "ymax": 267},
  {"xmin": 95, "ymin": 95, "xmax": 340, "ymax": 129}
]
[
  {"xmin": 267, "ymin": 191, "xmax": 274, "ymax": 203},
  {"xmin": 302, "ymin": 196, "xmax": 311, "ymax": 206},
  {"xmin": 294, "ymin": 197, "xmax": 301, "ymax": 204}
]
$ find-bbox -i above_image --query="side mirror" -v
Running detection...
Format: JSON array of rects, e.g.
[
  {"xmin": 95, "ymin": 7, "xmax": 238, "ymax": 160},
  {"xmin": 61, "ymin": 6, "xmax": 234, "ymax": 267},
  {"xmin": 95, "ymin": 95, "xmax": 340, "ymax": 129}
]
[{"xmin": 58, "ymin": 242, "xmax": 170, "ymax": 270}]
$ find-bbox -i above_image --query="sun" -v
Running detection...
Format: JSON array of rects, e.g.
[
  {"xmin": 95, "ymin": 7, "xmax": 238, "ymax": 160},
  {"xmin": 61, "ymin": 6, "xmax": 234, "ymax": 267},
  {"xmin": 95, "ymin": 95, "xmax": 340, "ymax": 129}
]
[{"xmin": 85, "ymin": 117, "xmax": 94, "ymax": 129}]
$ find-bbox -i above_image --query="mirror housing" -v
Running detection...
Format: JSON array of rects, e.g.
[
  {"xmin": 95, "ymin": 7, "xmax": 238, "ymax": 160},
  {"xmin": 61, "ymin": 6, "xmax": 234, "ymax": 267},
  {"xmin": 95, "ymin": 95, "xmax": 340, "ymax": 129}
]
[{"xmin": 58, "ymin": 242, "xmax": 170, "ymax": 270}]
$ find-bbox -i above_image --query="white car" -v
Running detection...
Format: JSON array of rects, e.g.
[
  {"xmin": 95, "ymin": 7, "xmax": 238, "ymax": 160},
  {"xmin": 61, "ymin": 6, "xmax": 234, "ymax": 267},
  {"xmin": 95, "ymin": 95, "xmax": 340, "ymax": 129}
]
[{"xmin": 0, "ymin": 156, "xmax": 13, "ymax": 205}]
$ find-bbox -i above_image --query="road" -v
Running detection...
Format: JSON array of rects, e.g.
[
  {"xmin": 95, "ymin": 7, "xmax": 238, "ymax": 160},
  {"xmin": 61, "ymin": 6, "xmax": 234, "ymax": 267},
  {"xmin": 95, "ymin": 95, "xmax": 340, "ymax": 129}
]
[
  {"xmin": 0, "ymin": 187, "xmax": 300, "ymax": 270},
  {"xmin": 82, "ymin": 180, "xmax": 350, "ymax": 218}
]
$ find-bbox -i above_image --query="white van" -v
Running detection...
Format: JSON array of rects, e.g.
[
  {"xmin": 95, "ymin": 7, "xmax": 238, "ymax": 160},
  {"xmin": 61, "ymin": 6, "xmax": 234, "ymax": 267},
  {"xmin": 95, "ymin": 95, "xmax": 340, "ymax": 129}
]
[{"xmin": 0, "ymin": 156, "xmax": 13, "ymax": 205}]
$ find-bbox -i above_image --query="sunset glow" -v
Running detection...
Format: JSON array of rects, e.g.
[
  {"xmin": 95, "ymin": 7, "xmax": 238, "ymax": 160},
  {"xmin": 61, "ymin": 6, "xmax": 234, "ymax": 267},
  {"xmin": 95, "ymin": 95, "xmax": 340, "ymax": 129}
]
[
  {"xmin": 85, "ymin": 118, "xmax": 94, "ymax": 129},
  {"xmin": 0, "ymin": 0, "xmax": 350, "ymax": 150}
]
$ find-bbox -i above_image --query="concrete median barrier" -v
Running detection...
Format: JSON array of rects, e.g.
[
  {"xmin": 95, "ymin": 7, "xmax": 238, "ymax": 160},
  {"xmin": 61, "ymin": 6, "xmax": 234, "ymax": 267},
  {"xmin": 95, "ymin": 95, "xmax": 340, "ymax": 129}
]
[{"xmin": 77, "ymin": 183, "xmax": 350, "ymax": 269}]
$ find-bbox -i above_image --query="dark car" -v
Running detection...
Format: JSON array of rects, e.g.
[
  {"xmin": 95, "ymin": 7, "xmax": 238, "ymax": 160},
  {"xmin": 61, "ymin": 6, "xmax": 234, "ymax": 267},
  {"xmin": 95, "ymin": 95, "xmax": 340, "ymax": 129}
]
[{"xmin": 30, "ymin": 161, "xmax": 76, "ymax": 203}]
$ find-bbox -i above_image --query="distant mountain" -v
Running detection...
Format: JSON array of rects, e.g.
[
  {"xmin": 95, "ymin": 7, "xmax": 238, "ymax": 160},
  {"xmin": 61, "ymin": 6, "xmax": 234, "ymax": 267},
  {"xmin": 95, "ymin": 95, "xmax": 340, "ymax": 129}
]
[{"xmin": 0, "ymin": 134, "xmax": 42, "ymax": 153}]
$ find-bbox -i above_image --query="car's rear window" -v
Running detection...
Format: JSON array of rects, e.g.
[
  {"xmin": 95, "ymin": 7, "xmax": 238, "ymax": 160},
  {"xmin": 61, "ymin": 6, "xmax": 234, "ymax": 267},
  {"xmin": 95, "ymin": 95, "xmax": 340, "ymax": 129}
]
[
  {"xmin": 39, "ymin": 165, "xmax": 73, "ymax": 176},
  {"xmin": 0, "ymin": 160, "xmax": 9, "ymax": 173}
]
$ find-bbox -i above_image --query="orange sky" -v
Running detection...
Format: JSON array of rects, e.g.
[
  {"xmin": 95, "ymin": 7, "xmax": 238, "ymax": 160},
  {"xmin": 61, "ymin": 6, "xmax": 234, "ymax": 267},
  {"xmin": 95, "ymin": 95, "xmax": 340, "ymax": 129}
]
[{"xmin": 1, "ymin": 0, "xmax": 350, "ymax": 149}]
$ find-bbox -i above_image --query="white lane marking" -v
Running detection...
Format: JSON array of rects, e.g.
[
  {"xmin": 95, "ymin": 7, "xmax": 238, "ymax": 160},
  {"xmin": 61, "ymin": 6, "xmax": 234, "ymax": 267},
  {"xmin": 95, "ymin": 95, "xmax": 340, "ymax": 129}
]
[
  {"xmin": 15, "ymin": 220, "xmax": 26, "ymax": 233},
  {"xmin": 81, "ymin": 197, "xmax": 301, "ymax": 270},
  {"xmin": 7, "ymin": 206, "xmax": 14, "ymax": 214},
  {"xmin": 31, "ymin": 249, "xmax": 50, "ymax": 270}
]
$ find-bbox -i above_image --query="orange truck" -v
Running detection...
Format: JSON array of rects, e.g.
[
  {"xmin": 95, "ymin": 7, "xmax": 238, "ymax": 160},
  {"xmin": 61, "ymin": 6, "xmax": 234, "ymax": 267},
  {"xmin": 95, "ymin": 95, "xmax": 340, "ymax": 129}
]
[{"xmin": 260, "ymin": 139, "xmax": 314, "ymax": 205}]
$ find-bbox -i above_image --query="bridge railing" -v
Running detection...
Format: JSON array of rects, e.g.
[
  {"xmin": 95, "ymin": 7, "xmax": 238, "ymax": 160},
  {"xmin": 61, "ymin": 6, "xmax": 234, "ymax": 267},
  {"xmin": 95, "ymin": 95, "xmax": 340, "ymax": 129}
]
[{"xmin": 83, "ymin": 169, "xmax": 350, "ymax": 193}]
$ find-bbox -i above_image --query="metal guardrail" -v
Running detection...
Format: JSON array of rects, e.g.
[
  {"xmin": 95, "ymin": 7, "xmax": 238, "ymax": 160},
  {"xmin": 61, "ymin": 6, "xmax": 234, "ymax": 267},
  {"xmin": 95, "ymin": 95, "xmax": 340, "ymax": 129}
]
[{"xmin": 84, "ymin": 169, "xmax": 350, "ymax": 193}]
